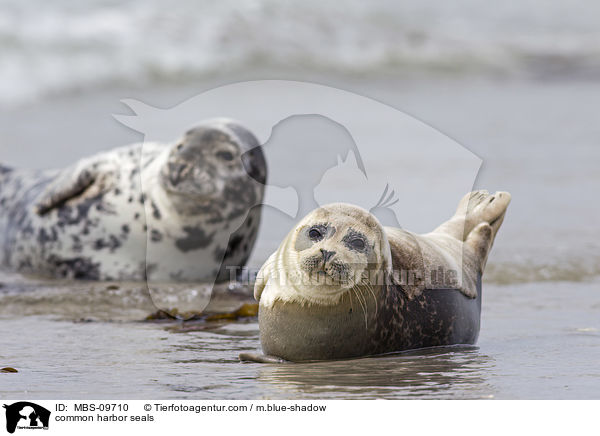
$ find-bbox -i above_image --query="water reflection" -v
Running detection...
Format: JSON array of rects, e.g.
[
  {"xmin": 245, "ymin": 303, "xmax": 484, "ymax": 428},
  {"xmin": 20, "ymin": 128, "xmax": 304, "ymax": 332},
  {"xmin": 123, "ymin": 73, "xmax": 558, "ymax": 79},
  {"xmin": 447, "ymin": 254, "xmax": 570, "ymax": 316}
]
[
  {"xmin": 1, "ymin": 271, "xmax": 499, "ymax": 400},
  {"xmin": 154, "ymin": 319, "xmax": 497, "ymax": 399},
  {"xmin": 254, "ymin": 346, "xmax": 496, "ymax": 399}
]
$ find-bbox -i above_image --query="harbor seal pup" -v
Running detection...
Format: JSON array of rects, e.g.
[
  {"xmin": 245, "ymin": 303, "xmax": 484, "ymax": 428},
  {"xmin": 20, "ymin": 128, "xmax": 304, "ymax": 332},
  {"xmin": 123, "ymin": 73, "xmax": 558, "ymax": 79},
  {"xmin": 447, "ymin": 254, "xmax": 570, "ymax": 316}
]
[
  {"xmin": 0, "ymin": 119, "xmax": 266, "ymax": 282},
  {"xmin": 240, "ymin": 190, "xmax": 510, "ymax": 362}
]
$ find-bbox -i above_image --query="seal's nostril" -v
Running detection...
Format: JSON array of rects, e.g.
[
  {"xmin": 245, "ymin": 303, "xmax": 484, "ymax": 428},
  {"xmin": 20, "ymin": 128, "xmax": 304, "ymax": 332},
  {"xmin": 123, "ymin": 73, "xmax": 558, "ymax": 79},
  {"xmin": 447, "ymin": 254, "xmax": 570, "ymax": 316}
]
[{"xmin": 320, "ymin": 249, "xmax": 335, "ymax": 262}]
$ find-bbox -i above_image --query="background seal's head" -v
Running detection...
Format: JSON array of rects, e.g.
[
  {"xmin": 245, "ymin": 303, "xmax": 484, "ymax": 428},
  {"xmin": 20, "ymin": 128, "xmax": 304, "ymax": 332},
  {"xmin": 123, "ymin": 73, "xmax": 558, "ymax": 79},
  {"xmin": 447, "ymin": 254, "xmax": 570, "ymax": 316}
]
[{"xmin": 160, "ymin": 118, "xmax": 266, "ymax": 216}]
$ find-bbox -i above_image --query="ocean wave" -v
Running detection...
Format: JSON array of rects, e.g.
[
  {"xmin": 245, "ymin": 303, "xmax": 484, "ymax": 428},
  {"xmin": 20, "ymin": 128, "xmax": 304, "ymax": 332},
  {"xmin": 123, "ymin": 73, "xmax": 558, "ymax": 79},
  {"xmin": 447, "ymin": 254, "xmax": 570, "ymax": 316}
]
[
  {"xmin": 485, "ymin": 241, "xmax": 600, "ymax": 285},
  {"xmin": 485, "ymin": 259, "xmax": 600, "ymax": 285},
  {"xmin": 1, "ymin": 0, "xmax": 600, "ymax": 106}
]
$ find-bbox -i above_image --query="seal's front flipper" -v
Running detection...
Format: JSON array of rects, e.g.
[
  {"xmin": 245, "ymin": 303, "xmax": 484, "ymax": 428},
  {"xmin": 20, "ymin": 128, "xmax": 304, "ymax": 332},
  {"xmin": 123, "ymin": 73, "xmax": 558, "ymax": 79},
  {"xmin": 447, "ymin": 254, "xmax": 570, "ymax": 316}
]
[
  {"xmin": 35, "ymin": 157, "xmax": 113, "ymax": 215},
  {"xmin": 254, "ymin": 252, "xmax": 276, "ymax": 302},
  {"xmin": 239, "ymin": 352, "xmax": 289, "ymax": 364}
]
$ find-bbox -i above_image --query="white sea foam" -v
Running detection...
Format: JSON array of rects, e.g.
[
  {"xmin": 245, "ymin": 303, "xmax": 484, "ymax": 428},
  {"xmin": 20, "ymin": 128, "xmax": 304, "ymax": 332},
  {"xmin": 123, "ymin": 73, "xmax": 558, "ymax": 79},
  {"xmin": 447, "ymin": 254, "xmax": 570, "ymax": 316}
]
[{"xmin": 1, "ymin": 0, "xmax": 600, "ymax": 106}]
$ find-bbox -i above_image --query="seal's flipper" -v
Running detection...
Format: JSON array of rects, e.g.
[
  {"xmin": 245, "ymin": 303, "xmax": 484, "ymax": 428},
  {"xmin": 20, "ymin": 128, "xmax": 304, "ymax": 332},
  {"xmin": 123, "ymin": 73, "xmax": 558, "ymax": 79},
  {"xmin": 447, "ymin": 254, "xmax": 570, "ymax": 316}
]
[
  {"xmin": 254, "ymin": 252, "xmax": 275, "ymax": 301},
  {"xmin": 239, "ymin": 352, "xmax": 289, "ymax": 364},
  {"xmin": 35, "ymin": 157, "xmax": 113, "ymax": 215},
  {"xmin": 435, "ymin": 190, "xmax": 511, "ymax": 242},
  {"xmin": 456, "ymin": 192, "xmax": 510, "ymax": 290},
  {"xmin": 384, "ymin": 227, "xmax": 426, "ymax": 299},
  {"xmin": 465, "ymin": 222, "xmax": 494, "ymax": 268},
  {"xmin": 463, "ymin": 192, "xmax": 510, "ymax": 274}
]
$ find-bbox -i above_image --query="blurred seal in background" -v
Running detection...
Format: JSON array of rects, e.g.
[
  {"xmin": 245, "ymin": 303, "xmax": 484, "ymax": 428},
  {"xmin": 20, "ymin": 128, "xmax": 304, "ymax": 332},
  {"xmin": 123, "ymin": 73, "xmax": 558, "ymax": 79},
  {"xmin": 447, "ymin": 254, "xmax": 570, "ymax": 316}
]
[{"xmin": 0, "ymin": 119, "xmax": 266, "ymax": 282}]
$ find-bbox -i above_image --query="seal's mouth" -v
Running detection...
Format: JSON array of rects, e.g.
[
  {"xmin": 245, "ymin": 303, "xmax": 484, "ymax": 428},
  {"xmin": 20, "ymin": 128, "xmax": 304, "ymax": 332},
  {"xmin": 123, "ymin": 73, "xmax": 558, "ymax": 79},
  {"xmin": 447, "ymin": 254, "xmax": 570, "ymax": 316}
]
[{"xmin": 305, "ymin": 263, "xmax": 353, "ymax": 288}]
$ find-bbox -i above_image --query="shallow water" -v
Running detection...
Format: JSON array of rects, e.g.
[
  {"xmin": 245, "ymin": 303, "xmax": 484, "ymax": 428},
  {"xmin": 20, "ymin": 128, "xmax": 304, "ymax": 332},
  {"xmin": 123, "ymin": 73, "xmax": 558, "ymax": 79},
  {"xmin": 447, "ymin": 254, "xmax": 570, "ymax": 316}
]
[
  {"xmin": 1, "ymin": 277, "xmax": 598, "ymax": 399},
  {"xmin": 1, "ymin": 77, "xmax": 599, "ymax": 399}
]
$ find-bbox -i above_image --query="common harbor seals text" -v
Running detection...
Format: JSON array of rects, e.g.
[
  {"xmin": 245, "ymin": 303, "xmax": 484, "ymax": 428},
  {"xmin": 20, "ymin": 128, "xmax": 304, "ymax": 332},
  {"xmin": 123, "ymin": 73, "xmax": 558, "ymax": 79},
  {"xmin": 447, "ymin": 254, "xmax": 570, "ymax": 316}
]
[
  {"xmin": 241, "ymin": 190, "xmax": 510, "ymax": 362},
  {"xmin": 0, "ymin": 119, "xmax": 266, "ymax": 282}
]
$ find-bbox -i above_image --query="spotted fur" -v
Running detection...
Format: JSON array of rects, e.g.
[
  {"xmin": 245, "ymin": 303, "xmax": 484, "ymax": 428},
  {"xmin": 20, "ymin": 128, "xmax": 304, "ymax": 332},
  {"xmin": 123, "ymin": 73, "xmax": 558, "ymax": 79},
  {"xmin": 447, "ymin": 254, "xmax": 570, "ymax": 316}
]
[{"xmin": 0, "ymin": 119, "xmax": 266, "ymax": 282}]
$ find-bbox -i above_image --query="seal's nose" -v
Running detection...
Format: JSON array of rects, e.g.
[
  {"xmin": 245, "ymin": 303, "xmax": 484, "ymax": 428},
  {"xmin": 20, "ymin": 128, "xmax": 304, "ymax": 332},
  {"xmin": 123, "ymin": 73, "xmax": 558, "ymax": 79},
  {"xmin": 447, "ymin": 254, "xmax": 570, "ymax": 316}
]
[{"xmin": 320, "ymin": 249, "xmax": 335, "ymax": 263}]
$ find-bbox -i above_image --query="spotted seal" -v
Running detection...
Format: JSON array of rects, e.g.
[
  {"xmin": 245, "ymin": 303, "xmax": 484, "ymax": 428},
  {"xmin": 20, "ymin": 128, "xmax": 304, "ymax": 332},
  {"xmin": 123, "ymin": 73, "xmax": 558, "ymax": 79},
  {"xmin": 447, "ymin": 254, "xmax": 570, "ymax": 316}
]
[
  {"xmin": 0, "ymin": 119, "xmax": 266, "ymax": 282},
  {"xmin": 240, "ymin": 190, "xmax": 510, "ymax": 362}
]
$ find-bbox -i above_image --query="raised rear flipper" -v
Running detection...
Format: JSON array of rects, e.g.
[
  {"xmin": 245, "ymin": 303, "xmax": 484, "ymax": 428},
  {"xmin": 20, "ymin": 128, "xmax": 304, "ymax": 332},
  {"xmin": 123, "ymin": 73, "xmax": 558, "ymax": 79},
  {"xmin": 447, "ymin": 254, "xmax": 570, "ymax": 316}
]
[
  {"xmin": 433, "ymin": 190, "xmax": 511, "ymax": 242},
  {"xmin": 456, "ymin": 190, "xmax": 511, "ymax": 239},
  {"xmin": 418, "ymin": 190, "xmax": 511, "ymax": 298}
]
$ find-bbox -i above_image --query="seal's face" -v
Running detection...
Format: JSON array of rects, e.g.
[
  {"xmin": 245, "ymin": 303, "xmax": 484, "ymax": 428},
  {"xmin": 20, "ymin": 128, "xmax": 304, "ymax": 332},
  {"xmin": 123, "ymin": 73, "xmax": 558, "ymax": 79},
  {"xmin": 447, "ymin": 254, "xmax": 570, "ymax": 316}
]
[
  {"xmin": 289, "ymin": 203, "xmax": 392, "ymax": 299},
  {"xmin": 161, "ymin": 126, "xmax": 248, "ymax": 200}
]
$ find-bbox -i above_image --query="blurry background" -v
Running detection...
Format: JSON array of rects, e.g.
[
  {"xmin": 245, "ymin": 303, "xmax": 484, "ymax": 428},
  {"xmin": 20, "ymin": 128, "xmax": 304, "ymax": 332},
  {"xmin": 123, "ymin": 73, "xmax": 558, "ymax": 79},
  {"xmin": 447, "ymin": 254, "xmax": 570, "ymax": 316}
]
[
  {"xmin": 1, "ymin": 0, "xmax": 598, "ymax": 279},
  {"xmin": 1, "ymin": 0, "xmax": 600, "ymax": 106},
  {"xmin": 1, "ymin": 0, "xmax": 599, "ymax": 399}
]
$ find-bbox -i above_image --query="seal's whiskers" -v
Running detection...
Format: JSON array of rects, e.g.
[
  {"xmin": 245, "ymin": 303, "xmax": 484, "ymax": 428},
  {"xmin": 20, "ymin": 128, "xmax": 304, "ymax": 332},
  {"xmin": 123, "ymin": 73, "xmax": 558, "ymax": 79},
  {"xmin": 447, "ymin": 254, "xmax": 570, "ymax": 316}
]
[{"xmin": 351, "ymin": 286, "xmax": 369, "ymax": 330}]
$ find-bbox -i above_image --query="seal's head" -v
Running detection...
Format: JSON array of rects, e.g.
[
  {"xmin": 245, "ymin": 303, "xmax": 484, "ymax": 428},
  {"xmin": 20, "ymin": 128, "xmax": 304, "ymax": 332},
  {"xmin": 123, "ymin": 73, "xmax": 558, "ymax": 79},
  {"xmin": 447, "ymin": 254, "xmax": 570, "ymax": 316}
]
[
  {"xmin": 162, "ymin": 120, "xmax": 255, "ymax": 196},
  {"xmin": 259, "ymin": 203, "xmax": 392, "ymax": 306},
  {"xmin": 160, "ymin": 119, "xmax": 266, "ymax": 216}
]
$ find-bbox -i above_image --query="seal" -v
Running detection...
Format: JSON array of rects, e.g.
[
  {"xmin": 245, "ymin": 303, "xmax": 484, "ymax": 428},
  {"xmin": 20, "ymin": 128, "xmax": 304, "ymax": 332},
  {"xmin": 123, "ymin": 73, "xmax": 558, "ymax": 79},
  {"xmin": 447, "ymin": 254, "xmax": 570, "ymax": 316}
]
[
  {"xmin": 240, "ymin": 190, "xmax": 510, "ymax": 362},
  {"xmin": 0, "ymin": 119, "xmax": 266, "ymax": 282}
]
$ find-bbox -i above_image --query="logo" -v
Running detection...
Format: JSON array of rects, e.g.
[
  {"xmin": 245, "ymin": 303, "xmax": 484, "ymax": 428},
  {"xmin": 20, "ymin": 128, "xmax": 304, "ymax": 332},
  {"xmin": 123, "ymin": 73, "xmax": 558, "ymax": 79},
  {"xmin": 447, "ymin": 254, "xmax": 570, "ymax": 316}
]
[
  {"xmin": 3, "ymin": 402, "xmax": 50, "ymax": 434},
  {"xmin": 115, "ymin": 80, "xmax": 481, "ymax": 314}
]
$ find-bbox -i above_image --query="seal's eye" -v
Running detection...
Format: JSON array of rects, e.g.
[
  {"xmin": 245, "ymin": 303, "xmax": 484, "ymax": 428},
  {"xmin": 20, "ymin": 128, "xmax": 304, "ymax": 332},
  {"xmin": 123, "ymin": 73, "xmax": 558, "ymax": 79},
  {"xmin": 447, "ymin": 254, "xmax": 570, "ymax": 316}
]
[
  {"xmin": 216, "ymin": 150, "xmax": 234, "ymax": 161},
  {"xmin": 350, "ymin": 238, "xmax": 365, "ymax": 251},
  {"xmin": 308, "ymin": 227, "xmax": 323, "ymax": 241}
]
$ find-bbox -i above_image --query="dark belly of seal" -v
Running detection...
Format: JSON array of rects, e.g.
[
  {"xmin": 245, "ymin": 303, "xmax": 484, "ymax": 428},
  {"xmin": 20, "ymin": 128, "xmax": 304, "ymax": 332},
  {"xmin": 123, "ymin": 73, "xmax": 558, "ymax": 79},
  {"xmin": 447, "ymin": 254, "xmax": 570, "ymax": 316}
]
[{"xmin": 259, "ymin": 281, "xmax": 481, "ymax": 362}]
